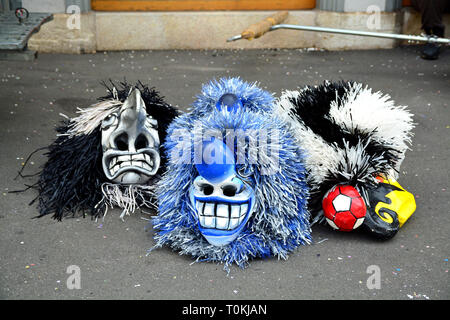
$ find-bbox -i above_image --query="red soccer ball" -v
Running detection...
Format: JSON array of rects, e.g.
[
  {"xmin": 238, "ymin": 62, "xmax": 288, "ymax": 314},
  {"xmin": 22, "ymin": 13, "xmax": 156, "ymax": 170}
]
[{"xmin": 322, "ymin": 185, "xmax": 367, "ymax": 232}]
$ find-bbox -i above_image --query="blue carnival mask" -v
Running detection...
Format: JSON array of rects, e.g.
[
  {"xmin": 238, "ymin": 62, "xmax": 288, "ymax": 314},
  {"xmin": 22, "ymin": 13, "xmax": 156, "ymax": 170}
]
[
  {"xmin": 189, "ymin": 135, "xmax": 255, "ymax": 246},
  {"xmin": 152, "ymin": 78, "xmax": 311, "ymax": 270}
]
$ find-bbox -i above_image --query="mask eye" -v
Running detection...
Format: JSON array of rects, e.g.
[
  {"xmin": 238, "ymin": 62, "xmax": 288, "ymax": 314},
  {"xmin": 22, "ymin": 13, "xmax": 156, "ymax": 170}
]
[
  {"xmin": 221, "ymin": 177, "xmax": 244, "ymax": 197},
  {"xmin": 198, "ymin": 183, "xmax": 214, "ymax": 196},
  {"xmin": 194, "ymin": 176, "xmax": 214, "ymax": 196},
  {"xmin": 101, "ymin": 113, "xmax": 118, "ymax": 130}
]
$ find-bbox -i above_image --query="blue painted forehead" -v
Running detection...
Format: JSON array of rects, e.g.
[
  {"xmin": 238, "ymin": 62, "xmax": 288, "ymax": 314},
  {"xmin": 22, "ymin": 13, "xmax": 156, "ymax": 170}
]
[{"xmin": 195, "ymin": 137, "xmax": 236, "ymax": 184}]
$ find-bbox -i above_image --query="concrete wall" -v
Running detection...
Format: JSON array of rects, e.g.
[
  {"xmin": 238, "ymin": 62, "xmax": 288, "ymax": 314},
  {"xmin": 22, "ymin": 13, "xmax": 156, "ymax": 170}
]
[
  {"xmin": 28, "ymin": 9, "xmax": 414, "ymax": 53},
  {"xmin": 315, "ymin": 10, "xmax": 403, "ymax": 50},
  {"xmin": 24, "ymin": 2, "xmax": 449, "ymax": 53}
]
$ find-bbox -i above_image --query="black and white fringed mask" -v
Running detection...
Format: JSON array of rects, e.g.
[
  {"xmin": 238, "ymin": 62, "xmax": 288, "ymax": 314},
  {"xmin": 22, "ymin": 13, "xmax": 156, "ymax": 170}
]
[
  {"xmin": 34, "ymin": 82, "xmax": 178, "ymax": 220},
  {"xmin": 275, "ymin": 81, "xmax": 416, "ymax": 240}
]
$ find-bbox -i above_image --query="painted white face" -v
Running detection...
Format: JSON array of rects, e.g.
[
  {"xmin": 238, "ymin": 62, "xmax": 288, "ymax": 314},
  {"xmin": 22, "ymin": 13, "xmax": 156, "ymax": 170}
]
[
  {"xmin": 101, "ymin": 88, "xmax": 160, "ymax": 184},
  {"xmin": 189, "ymin": 174, "xmax": 255, "ymax": 246}
]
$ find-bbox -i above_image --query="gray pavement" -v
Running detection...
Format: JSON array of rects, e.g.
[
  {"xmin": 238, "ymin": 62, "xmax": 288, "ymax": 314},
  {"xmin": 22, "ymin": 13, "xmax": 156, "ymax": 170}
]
[{"xmin": 0, "ymin": 46, "xmax": 449, "ymax": 300}]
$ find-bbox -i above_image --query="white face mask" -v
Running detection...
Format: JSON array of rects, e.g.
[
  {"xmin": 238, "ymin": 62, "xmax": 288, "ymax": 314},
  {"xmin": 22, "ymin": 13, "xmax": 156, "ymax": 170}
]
[{"xmin": 101, "ymin": 88, "xmax": 160, "ymax": 184}]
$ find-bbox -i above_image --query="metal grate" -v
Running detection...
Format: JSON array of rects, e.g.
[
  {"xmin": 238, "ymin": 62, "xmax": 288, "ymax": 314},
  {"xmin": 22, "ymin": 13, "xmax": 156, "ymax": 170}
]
[{"xmin": 0, "ymin": 12, "xmax": 52, "ymax": 50}]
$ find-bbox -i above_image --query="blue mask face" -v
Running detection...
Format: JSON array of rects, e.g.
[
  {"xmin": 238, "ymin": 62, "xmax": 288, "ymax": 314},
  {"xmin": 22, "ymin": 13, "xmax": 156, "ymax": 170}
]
[
  {"xmin": 189, "ymin": 137, "xmax": 255, "ymax": 246},
  {"xmin": 189, "ymin": 174, "xmax": 255, "ymax": 246}
]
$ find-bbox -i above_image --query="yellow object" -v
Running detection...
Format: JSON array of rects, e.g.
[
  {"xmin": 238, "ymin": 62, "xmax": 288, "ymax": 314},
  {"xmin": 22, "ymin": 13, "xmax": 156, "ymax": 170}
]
[{"xmin": 375, "ymin": 178, "xmax": 416, "ymax": 227}]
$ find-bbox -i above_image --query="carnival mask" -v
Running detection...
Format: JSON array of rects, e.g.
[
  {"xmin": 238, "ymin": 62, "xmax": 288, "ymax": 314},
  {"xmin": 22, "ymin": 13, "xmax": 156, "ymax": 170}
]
[
  {"xmin": 101, "ymin": 88, "xmax": 161, "ymax": 184},
  {"xmin": 275, "ymin": 80, "xmax": 415, "ymax": 239},
  {"xmin": 189, "ymin": 139, "xmax": 256, "ymax": 246},
  {"xmin": 152, "ymin": 78, "xmax": 311, "ymax": 270},
  {"xmin": 30, "ymin": 81, "xmax": 178, "ymax": 220}
]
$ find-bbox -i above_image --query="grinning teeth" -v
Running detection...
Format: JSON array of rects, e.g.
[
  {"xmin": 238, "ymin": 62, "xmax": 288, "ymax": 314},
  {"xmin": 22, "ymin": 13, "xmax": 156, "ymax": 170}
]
[{"xmin": 195, "ymin": 201, "xmax": 249, "ymax": 230}]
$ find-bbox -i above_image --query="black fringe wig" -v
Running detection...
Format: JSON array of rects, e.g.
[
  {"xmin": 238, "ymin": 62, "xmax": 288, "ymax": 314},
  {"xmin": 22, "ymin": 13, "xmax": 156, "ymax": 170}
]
[{"xmin": 23, "ymin": 81, "xmax": 178, "ymax": 220}]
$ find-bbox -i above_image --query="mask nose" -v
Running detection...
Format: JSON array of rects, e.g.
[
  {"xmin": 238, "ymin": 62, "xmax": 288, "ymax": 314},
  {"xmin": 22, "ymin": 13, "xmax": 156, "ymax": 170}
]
[
  {"xmin": 113, "ymin": 132, "xmax": 149, "ymax": 151},
  {"xmin": 110, "ymin": 88, "xmax": 154, "ymax": 152}
]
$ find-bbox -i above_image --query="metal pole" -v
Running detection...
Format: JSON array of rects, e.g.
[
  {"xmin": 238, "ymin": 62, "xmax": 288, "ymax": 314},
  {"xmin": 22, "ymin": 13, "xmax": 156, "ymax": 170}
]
[{"xmin": 227, "ymin": 24, "xmax": 450, "ymax": 45}]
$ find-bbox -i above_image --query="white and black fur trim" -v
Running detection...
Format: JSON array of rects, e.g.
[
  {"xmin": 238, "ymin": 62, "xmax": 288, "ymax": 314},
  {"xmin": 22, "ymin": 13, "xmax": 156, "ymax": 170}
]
[
  {"xmin": 26, "ymin": 81, "xmax": 178, "ymax": 220},
  {"xmin": 275, "ymin": 81, "xmax": 414, "ymax": 220}
]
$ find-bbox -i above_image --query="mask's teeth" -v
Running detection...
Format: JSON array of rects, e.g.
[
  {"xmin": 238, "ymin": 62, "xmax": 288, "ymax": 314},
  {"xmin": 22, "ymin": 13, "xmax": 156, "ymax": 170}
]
[
  {"xmin": 238, "ymin": 203, "xmax": 248, "ymax": 224},
  {"xmin": 121, "ymin": 161, "xmax": 132, "ymax": 168},
  {"xmin": 204, "ymin": 216, "xmax": 215, "ymax": 228},
  {"xmin": 142, "ymin": 162, "xmax": 152, "ymax": 171},
  {"xmin": 117, "ymin": 155, "xmax": 129, "ymax": 162},
  {"xmin": 195, "ymin": 201, "xmax": 249, "ymax": 231},
  {"xmin": 230, "ymin": 204, "xmax": 240, "ymax": 218},
  {"xmin": 216, "ymin": 217, "xmax": 229, "ymax": 229},
  {"xmin": 240, "ymin": 203, "xmax": 248, "ymax": 217},
  {"xmin": 203, "ymin": 203, "xmax": 214, "ymax": 216},
  {"xmin": 216, "ymin": 204, "xmax": 228, "ymax": 217},
  {"xmin": 229, "ymin": 220, "xmax": 239, "ymax": 230},
  {"xmin": 132, "ymin": 153, "xmax": 146, "ymax": 161},
  {"xmin": 215, "ymin": 204, "xmax": 230, "ymax": 230},
  {"xmin": 196, "ymin": 201, "xmax": 204, "ymax": 213},
  {"xmin": 109, "ymin": 157, "xmax": 117, "ymax": 169}
]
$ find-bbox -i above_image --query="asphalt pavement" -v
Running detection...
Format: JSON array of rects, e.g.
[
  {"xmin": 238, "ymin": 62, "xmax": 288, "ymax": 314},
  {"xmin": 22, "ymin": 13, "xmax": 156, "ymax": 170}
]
[{"xmin": 0, "ymin": 46, "xmax": 449, "ymax": 300}]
